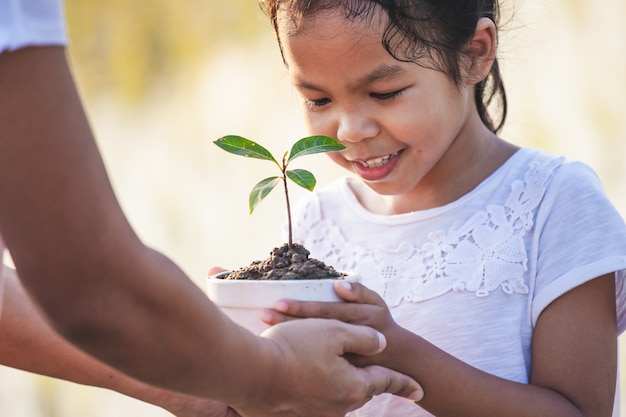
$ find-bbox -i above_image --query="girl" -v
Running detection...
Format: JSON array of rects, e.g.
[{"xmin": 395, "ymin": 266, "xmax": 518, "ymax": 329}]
[{"xmin": 259, "ymin": 1, "xmax": 626, "ymax": 416}]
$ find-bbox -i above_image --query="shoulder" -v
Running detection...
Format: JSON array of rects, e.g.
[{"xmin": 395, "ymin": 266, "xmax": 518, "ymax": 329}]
[
  {"xmin": 517, "ymin": 147, "xmax": 600, "ymax": 182},
  {"xmin": 0, "ymin": 0, "xmax": 68, "ymax": 53},
  {"xmin": 530, "ymin": 150, "xmax": 612, "ymax": 212},
  {"xmin": 514, "ymin": 147, "xmax": 623, "ymax": 234},
  {"xmin": 509, "ymin": 148, "xmax": 604, "ymax": 202},
  {"xmin": 551, "ymin": 155, "xmax": 603, "ymax": 189},
  {"xmin": 524, "ymin": 150, "xmax": 626, "ymax": 328}
]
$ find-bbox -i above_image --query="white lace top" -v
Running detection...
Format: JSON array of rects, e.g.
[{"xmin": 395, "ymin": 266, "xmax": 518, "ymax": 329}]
[
  {"xmin": 291, "ymin": 148, "xmax": 626, "ymax": 417},
  {"xmin": 0, "ymin": 0, "xmax": 67, "ymax": 53}
]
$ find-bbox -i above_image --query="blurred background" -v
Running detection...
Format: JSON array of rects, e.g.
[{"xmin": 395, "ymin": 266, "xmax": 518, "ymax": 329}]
[{"xmin": 1, "ymin": 0, "xmax": 625, "ymax": 415}]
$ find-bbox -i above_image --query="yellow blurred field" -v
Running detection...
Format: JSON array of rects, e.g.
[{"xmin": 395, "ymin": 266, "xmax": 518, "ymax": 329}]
[{"xmin": 1, "ymin": 1, "xmax": 624, "ymax": 415}]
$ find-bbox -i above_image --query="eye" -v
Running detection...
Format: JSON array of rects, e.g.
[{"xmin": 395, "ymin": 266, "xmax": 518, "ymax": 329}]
[
  {"xmin": 370, "ymin": 88, "xmax": 405, "ymax": 101},
  {"xmin": 303, "ymin": 97, "xmax": 331, "ymax": 109}
]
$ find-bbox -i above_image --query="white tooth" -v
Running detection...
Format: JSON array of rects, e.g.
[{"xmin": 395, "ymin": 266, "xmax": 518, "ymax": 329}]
[{"xmin": 360, "ymin": 152, "xmax": 396, "ymax": 168}]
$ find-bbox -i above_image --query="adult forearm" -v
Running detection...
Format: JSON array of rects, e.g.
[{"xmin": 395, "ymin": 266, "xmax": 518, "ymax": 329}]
[
  {"xmin": 0, "ymin": 45, "xmax": 272, "ymax": 403},
  {"xmin": 0, "ymin": 265, "xmax": 239, "ymax": 417}
]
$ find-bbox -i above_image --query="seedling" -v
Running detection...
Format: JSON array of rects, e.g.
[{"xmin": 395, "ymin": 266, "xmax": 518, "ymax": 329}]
[{"xmin": 214, "ymin": 135, "xmax": 345, "ymax": 248}]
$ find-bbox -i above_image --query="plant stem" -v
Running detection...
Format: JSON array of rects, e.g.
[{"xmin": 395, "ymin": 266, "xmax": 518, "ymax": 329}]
[{"xmin": 281, "ymin": 155, "xmax": 293, "ymax": 248}]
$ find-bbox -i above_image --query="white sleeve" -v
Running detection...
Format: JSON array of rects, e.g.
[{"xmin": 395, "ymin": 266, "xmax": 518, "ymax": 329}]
[
  {"xmin": 531, "ymin": 160, "xmax": 626, "ymax": 331},
  {"xmin": 0, "ymin": 0, "xmax": 68, "ymax": 53}
]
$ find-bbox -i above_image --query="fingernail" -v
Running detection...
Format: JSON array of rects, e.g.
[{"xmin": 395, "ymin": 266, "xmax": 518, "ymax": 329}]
[
  {"xmin": 375, "ymin": 331, "xmax": 387, "ymax": 353},
  {"xmin": 261, "ymin": 310, "xmax": 273, "ymax": 323},
  {"xmin": 275, "ymin": 300, "xmax": 289, "ymax": 312},
  {"xmin": 407, "ymin": 389, "xmax": 424, "ymax": 402},
  {"xmin": 338, "ymin": 280, "xmax": 352, "ymax": 291}
]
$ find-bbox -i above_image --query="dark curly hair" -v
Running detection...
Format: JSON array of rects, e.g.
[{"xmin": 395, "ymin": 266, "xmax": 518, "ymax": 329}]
[{"xmin": 259, "ymin": 0, "xmax": 507, "ymax": 133}]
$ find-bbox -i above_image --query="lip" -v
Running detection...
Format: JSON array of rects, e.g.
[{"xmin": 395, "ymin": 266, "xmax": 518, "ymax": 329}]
[{"xmin": 350, "ymin": 150, "xmax": 403, "ymax": 181}]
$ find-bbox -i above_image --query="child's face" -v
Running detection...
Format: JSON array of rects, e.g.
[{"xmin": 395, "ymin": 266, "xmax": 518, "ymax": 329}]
[{"xmin": 280, "ymin": 7, "xmax": 486, "ymax": 208}]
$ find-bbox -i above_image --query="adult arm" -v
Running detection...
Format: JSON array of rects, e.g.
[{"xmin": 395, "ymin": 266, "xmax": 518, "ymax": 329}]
[
  {"xmin": 0, "ymin": 46, "xmax": 422, "ymax": 416},
  {"xmin": 0, "ymin": 264, "xmax": 238, "ymax": 417}
]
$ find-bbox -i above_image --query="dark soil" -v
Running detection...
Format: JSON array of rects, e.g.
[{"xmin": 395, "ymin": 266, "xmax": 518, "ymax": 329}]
[{"xmin": 220, "ymin": 243, "xmax": 346, "ymax": 281}]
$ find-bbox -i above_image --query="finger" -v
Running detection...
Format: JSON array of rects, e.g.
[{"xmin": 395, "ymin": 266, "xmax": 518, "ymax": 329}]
[
  {"xmin": 358, "ymin": 365, "xmax": 424, "ymax": 403},
  {"xmin": 208, "ymin": 266, "xmax": 227, "ymax": 276},
  {"xmin": 274, "ymin": 298, "xmax": 360, "ymax": 323},
  {"xmin": 226, "ymin": 407, "xmax": 242, "ymax": 417},
  {"xmin": 337, "ymin": 322, "xmax": 388, "ymax": 356},
  {"xmin": 334, "ymin": 281, "xmax": 386, "ymax": 306},
  {"xmin": 260, "ymin": 308, "xmax": 292, "ymax": 326},
  {"xmin": 334, "ymin": 280, "xmax": 359, "ymax": 301}
]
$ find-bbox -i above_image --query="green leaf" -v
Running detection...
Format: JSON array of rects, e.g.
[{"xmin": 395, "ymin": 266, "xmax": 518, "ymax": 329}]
[
  {"xmin": 287, "ymin": 169, "xmax": 316, "ymax": 191},
  {"xmin": 287, "ymin": 135, "xmax": 345, "ymax": 163},
  {"xmin": 249, "ymin": 176, "xmax": 280, "ymax": 213},
  {"xmin": 214, "ymin": 135, "xmax": 277, "ymax": 163}
]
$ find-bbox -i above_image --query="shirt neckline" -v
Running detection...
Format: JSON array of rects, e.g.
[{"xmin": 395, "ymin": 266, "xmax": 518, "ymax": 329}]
[{"xmin": 338, "ymin": 147, "xmax": 530, "ymax": 223}]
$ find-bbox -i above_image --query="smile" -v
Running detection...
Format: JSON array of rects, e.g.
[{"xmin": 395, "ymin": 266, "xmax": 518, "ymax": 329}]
[{"xmin": 357, "ymin": 151, "xmax": 402, "ymax": 169}]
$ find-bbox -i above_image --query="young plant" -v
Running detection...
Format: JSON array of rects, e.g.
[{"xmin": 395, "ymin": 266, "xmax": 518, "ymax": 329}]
[{"xmin": 214, "ymin": 135, "xmax": 345, "ymax": 247}]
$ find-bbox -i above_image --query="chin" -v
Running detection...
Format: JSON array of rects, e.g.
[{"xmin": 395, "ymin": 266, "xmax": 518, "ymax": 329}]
[{"xmin": 363, "ymin": 180, "xmax": 404, "ymax": 196}]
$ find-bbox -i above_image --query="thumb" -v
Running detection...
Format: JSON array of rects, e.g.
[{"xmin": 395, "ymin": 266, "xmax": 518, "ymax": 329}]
[
  {"xmin": 358, "ymin": 365, "xmax": 424, "ymax": 403},
  {"xmin": 338, "ymin": 323, "xmax": 424, "ymax": 404},
  {"xmin": 339, "ymin": 322, "xmax": 387, "ymax": 356}
]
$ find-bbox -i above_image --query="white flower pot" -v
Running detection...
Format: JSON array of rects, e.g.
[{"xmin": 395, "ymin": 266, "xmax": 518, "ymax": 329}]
[{"xmin": 206, "ymin": 273, "xmax": 360, "ymax": 334}]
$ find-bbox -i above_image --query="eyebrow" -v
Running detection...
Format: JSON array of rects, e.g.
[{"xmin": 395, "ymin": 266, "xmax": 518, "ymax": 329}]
[
  {"xmin": 355, "ymin": 64, "xmax": 404, "ymax": 88},
  {"xmin": 294, "ymin": 63, "xmax": 405, "ymax": 92}
]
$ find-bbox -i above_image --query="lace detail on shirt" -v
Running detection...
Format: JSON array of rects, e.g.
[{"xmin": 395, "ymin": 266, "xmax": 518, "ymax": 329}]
[{"xmin": 295, "ymin": 157, "xmax": 564, "ymax": 305}]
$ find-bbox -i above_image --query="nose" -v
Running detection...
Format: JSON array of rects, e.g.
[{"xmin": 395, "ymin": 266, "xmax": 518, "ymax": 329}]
[{"xmin": 336, "ymin": 111, "xmax": 379, "ymax": 143}]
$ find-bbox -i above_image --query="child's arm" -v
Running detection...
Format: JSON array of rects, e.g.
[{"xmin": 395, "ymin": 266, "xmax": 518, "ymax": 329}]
[
  {"xmin": 0, "ymin": 264, "xmax": 239, "ymax": 417},
  {"xmin": 268, "ymin": 276, "xmax": 617, "ymax": 417}
]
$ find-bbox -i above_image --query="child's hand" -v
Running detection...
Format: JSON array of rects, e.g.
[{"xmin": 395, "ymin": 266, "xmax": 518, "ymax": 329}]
[{"xmin": 262, "ymin": 281, "xmax": 402, "ymax": 367}]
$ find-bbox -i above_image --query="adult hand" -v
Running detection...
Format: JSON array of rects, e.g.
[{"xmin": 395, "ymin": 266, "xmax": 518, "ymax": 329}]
[
  {"xmin": 158, "ymin": 392, "xmax": 240, "ymax": 417},
  {"xmin": 231, "ymin": 318, "xmax": 422, "ymax": 417}
]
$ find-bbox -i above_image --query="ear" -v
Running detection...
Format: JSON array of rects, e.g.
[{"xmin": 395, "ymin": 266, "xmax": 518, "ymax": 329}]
[{"xmin": 464, "ymin": 17, "xmax": 497, "ymax": 85}]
